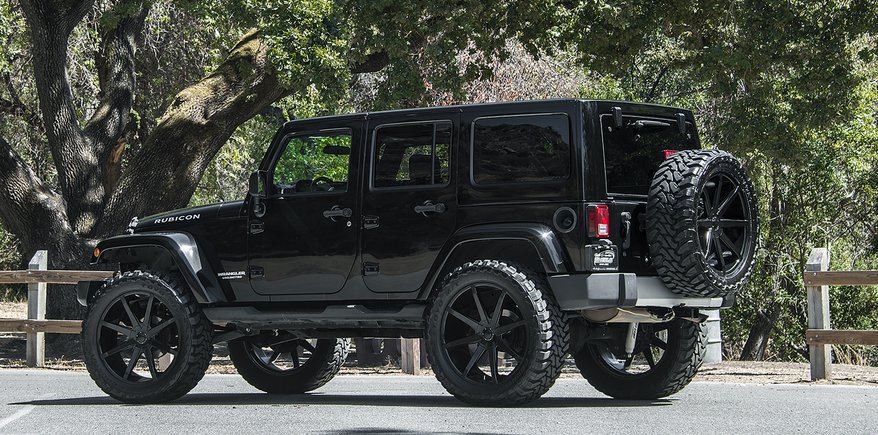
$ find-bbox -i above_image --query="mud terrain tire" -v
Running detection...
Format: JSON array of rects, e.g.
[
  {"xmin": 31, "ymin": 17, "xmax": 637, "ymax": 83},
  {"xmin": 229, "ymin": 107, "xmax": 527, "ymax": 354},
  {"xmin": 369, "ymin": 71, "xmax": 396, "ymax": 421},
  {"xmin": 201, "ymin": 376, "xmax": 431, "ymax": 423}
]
[{"xmin": 646, "ymin": 149, "xmax": 758, "ymax": 297}]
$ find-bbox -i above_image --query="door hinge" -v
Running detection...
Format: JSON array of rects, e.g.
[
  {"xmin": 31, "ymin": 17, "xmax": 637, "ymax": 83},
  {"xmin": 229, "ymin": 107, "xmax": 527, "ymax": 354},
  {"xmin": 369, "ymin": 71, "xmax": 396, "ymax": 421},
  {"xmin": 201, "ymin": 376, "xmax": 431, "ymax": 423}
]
[
  {"xmin": 249, "ymin": 221, "xmax": 265, "ymax": 234},
  {"xmin": 362, "ymin": 262, "xmax": 380, "ymax": 276},
  {"xmin": 249, "ymin": 266, "xmax": 264, "ymax": 278}
]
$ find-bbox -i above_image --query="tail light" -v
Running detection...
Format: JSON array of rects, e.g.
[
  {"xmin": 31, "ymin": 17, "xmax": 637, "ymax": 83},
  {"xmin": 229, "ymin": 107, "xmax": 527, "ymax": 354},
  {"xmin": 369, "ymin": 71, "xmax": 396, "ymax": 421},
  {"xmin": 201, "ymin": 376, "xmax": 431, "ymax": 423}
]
[
  {"xmin": 587, "ymin": 205, "xmax": 609, "ymax": 238},
  {"xmin": 663, "ymin": 150, "xmax": 679, "ymax": 159}
]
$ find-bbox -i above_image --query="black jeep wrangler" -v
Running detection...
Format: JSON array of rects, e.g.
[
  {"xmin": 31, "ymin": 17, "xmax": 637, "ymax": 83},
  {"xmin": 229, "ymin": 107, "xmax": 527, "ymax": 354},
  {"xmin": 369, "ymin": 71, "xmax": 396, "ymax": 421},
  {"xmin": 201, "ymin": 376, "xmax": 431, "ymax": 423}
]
[{"xmin": 78, "ymin": 99, "xmax": 757, "ymax": 405}]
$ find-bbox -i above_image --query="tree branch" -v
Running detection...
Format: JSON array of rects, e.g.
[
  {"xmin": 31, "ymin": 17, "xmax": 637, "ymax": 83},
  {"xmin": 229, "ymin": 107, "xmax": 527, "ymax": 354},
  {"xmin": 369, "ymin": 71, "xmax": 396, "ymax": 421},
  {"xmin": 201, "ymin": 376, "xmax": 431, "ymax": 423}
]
[{"xmin": 95, "ymin": 29, "xmax": 288, "ymax": 235}]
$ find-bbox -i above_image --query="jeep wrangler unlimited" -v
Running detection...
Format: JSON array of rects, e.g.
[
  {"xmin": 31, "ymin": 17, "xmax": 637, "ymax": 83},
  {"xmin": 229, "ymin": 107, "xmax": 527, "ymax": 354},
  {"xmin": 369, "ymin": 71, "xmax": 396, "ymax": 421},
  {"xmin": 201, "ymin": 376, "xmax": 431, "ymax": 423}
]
[{"xmin": 78, "ymin": 99, "xmax": 757, "ymax": 405}]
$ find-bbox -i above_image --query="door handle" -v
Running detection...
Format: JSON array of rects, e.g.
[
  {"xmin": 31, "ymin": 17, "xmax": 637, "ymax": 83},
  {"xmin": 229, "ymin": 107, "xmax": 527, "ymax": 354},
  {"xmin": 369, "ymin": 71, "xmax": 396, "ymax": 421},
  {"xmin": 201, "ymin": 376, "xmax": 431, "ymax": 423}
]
[
  {"xmin": 323, "ymin": 206, "xmax": 352, "ymax": 218},
  {"xmin": 414, "ymin": 201, "xmax": 446, "ymax": 214}
]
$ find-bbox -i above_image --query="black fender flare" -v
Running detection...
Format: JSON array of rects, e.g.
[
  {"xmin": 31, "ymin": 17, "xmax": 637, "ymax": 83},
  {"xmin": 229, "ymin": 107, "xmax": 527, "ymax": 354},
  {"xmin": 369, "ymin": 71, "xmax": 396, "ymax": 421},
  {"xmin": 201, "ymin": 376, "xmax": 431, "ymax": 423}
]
[
  {"xmin": 84, "ymin": 232, "xmax": 227, "ymax": 305},
  {"xmin": 418, "ymin": 223, "xmax": 572, "ymax": 300}
]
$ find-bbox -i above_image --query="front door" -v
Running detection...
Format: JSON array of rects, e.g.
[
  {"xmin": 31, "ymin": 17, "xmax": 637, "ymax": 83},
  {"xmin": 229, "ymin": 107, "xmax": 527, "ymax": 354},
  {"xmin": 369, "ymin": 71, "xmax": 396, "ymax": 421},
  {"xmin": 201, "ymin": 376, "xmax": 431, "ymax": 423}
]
[
  {"xmin": 361, "ymin": 118, "xmax": 457, "ymax": 293},
  {"xmin": 248, "ymin": 125, "xmax": 360, "ymax": 295}
]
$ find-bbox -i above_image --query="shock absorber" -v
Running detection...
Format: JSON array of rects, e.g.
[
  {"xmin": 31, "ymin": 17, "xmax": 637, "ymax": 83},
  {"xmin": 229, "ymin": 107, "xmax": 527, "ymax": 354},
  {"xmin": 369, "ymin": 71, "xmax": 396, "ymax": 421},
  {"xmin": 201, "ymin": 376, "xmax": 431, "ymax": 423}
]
[{"xmin": 624, "ymin": 322, "xmax": 639, "ymax": 358}]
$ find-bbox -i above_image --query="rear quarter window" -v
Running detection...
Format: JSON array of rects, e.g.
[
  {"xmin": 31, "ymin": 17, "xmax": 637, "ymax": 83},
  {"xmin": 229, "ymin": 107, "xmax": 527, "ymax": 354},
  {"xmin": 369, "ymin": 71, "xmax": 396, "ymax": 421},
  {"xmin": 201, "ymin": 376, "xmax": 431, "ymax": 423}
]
[{"xmin": 472, "ymin": 114, "xmax": 571, "ymax": 185}]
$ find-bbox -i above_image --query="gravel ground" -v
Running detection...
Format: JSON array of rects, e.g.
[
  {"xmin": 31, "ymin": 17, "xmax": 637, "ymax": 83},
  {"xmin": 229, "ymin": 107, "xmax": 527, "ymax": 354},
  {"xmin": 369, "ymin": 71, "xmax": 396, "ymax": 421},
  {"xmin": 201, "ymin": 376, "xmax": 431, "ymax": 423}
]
[{"xmin": 4, "ymin": 301, "xmax": 878, "ymax": 386}]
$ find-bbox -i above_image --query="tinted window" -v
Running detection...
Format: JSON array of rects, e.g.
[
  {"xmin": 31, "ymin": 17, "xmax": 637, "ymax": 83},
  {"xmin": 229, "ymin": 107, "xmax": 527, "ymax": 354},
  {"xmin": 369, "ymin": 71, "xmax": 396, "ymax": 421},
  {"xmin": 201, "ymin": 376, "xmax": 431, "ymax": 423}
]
[
  {"xmin": 373, "ymin": 122, "xmax": 451, "ymax": 188},
  {"xmin": 602, "ymin": 115, "xmax": 699, "ymax": 195},
  {"xmin": 272, "ymin": 129, "xmax": 351, "ymax": 193},
  {"xmin": 472, "ymin": 114, "xmax": 570, "ymax": 184}
]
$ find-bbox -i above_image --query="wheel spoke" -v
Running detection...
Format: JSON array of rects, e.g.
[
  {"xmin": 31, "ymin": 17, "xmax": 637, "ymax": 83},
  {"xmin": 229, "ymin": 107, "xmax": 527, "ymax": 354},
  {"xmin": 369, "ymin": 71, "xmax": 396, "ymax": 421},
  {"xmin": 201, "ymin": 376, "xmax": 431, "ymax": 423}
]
[
  {"xmin": 489, "ymin": 343, "xmax": 499, "ymax": 384},
  {"xmin": 703, "ymin": 228, "xmax": 714, "ymax": 261},
  {"xmin": 291, "ymin": 352, "xmax": 301, "ymax": 369},
  {"xmin": 463, "ymin": 343, "xmax": 487, "ymax": 378},
  {"xmin": 120, "ymin": 297, "xmax": 141, "ymax": 331},
  {"xmin": 721, "ymin": 231, "xmax": 743, "ymax": 259},
  {"xmin": 716, "ymin": 184, "xmax": 740, "ymax": 217},
  {"xmin": 493, "ymin": 319, "xmax": 526, "ymax": 336},
  {"xmin": 123, "ymin": 346, "xmax": 143, "ymax": 380},
  {"xmin": 100, "ymin": 341, "xmax": 136, "ymax": 359},
  {"xmin": 622, "ymin": 355, "xmax": 634, "ymax": 370},
  {"xmin": 268, "ymin": 350, "xmax": 281, "ymax": 364},
  {"xmin": 146, "ymin": 318, "xmax": 175, "ymax": 338},
  {"xmin": 101, "ymin": 320, "xmax": 136, "ymax": 338},
  {"xmin": 719, "ymin": 219, "xmax": 748, "ymax": 228},
  {"xmin": 144, "ymin": 346, "xmax": 159, "ymax": 378},
  {"xmin": 142, "ymin": 295, "xmax": 155, "ymax": 329},
  {"xmin": 150, "ymin": 338, "xmax": 176, "ymax": 356},
  {"xmin": 471, "ymin": 287, "xmax": 488, "ymax": 324},
  {"xmin": 701, "ymin": 185, "xmax": 715, "ymax": 216},
  {"xmin": 489, "ymin": 290, "xmax": 507, "ymax": 327},
  {"xmin": 711, "ymin": 232, "xmax": 726, "ymax": 271},
  {"xmin": 299, "ymin": 340, "xmax": 316, "ymax": 353},
  {"xmin": 496, "ymin": 337, "xmax": 524, "ymax": 363},
  {"xmin": 712, "ymin": 176, "xmax": 724, "ymax": 215},
  {"xmin": 443, "ymin": 333, "xmax": 482, "ymax": 350},
  {"xmin": 448, "ymin": 307, "xmax": 482, "ymax": 331},
  {"xmin": 644, "ymin": 348, "xmax": 657, "ymax": 368}
]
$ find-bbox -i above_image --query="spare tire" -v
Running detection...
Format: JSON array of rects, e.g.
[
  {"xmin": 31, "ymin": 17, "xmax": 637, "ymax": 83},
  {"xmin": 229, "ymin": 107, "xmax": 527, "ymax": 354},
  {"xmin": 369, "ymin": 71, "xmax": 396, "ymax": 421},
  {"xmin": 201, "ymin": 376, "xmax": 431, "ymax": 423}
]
[{"xmin": 646, "ymin": 149, "xmax": 758, "ymax": 297}]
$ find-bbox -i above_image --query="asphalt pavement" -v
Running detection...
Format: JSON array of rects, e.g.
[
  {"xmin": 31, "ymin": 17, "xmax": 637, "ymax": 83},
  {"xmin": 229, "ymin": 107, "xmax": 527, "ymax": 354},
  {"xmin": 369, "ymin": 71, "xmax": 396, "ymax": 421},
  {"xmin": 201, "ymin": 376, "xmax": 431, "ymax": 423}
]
[{"xmin": 1, "ymin": 370, "xmax": 876, "ymax": 434}]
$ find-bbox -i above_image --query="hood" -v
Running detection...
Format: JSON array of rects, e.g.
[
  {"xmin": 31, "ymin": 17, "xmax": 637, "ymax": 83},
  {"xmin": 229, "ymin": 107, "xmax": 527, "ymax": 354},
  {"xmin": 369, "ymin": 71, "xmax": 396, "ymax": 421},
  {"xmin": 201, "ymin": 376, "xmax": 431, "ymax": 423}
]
[{"xmin": 132, "ymin": 201, "xmax": 242, "ymax": 233}]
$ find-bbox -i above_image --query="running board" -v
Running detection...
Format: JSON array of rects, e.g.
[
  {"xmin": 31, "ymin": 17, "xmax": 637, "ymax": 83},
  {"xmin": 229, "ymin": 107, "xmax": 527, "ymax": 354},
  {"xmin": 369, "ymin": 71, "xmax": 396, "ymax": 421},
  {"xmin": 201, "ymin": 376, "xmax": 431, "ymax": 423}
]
[{"xmin": 203, "ymin": 304, "xmax": 427, "ymax": 332}]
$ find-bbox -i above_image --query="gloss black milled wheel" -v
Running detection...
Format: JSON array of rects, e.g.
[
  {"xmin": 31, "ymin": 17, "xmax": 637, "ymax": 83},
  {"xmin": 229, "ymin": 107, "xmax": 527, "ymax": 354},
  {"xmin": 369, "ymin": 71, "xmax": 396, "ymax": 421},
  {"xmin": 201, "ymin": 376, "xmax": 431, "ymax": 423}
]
[
  {"xmin": 425, "ymin": 260, "xmax": 567, "ymax": 406},
  {"xmin": 228, "ymin": 336, "xmax": 349, "ymax": 394},
  {"xmin": 574, "ymin": 319, "xmax": 705, "ymax": 400},
  {"xmin": 647, "ymin": 149, "xmax": 758, "ymax": 297},
  {"xmin": 81, "ymin": 271, "xmax": 213, "ymax": 403}
]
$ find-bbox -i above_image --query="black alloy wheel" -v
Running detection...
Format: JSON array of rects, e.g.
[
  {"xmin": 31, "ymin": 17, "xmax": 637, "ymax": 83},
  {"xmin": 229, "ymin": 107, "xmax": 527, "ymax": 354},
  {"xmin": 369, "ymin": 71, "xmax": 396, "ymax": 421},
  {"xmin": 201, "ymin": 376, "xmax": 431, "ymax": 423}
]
[
  {"xmin": 81, "ymin": 271, "xmax": 213, "ymax": 403},
  {"xmin": 425, "ymin": 260, "xmax": 567, "ymax": 406}
]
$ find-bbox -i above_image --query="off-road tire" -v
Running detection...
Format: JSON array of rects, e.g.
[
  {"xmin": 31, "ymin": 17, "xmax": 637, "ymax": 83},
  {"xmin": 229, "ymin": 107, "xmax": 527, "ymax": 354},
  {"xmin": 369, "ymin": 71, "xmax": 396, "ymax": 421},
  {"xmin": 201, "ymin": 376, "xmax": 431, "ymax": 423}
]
[
  {"xmin": 425, "ymin": 260, "xmax": 568, "ymax": 406},
  {"xmin": 228, "ymin": 337, "xmax": 349, "ymax": 394},
  {"xmin": 574, "ymin": 319, "xmax": 706, "ymax": 399},
  {"xmin": 81, "ymin": 270, "xmax": 213, "ymax": 403},
  {"xmin": 646, "ymin": 149, "xmax": 758, "ymax": 297}
]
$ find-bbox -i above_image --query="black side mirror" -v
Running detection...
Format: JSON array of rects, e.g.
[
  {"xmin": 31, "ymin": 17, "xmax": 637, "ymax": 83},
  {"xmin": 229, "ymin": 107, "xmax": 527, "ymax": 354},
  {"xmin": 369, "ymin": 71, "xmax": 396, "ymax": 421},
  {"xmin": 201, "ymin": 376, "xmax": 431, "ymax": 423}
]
[{"xmin": 249, "ymin": 170, "xmax": 267, "ymax": 217}]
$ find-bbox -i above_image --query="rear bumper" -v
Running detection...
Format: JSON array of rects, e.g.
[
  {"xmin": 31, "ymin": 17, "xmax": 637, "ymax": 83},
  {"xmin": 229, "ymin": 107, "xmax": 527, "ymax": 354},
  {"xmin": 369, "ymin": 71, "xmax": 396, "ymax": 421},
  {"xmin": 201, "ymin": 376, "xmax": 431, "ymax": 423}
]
[{"xmin": 548, "ymin": 273, "xmax": 731, "ymax": 310}]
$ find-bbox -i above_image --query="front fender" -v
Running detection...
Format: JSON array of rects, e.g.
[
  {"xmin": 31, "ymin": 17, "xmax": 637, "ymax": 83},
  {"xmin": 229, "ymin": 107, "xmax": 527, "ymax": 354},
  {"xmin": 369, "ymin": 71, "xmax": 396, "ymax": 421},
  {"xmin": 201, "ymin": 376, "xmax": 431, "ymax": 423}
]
[{"xmin": 90, "ymin": 232, "xmax": 226, "ymax": 304}]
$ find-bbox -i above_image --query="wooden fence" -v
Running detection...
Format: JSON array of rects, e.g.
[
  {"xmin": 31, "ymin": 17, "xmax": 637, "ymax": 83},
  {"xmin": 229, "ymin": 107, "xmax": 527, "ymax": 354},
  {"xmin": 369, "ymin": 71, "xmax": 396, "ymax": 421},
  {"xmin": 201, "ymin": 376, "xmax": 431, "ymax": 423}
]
[
  {"xmin": 0, "ymin": 250, "xmax": 112, "ymax": 367},
  {"xmin": 804, "ymin": 247, "xmax": 878, "ymax": 380},
  {"xmin": 1, "ymin": 251, "xmax": 427, "ymax": 374}
]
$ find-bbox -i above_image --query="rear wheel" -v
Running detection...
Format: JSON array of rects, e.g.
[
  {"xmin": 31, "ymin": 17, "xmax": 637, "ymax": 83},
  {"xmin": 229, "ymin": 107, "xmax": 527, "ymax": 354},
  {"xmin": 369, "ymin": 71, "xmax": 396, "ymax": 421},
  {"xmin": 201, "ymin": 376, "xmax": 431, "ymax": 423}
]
[
  {"xmin": 81, "ymin": 271, "xmax": 213, "ymax": 403},
  {"xmin": 574, "ymin": 319, "xmax": 705, "ymax": 399},
  {"xmin": 425, "ymin": 260, "xmax": 567, "ymax": 406},
  {"xmin": 228, "ymin": 335, "xmax": 349, "ymax": 394}
]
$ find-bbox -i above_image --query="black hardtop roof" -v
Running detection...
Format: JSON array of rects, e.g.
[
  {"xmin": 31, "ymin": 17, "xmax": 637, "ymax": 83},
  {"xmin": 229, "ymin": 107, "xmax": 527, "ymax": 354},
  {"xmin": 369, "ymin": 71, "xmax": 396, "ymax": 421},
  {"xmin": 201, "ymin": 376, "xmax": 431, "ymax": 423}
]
[{"xmin": 281, "ymin": 99, "xmax": 693, "ymax": 129}]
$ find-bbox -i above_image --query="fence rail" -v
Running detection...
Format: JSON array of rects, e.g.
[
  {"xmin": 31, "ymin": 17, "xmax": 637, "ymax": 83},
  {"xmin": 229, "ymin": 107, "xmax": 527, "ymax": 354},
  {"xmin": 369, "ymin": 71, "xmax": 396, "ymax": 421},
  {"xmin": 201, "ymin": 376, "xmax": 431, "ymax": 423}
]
[
  {"xmin": 1, "ymin": 250, "xmax": 112, "ymax": 367},
  {"xmin": 805, "ymin": 248, "xmax": 878, "ymax": 380}
]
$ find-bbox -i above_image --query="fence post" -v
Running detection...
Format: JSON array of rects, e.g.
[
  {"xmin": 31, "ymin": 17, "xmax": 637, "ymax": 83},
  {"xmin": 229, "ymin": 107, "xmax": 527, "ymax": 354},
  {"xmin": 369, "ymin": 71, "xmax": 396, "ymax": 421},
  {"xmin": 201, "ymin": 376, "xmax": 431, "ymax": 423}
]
[
  {"xmin": 400, "ymin": 338, "xmax": 421, "ymax": 375},
  {"xmin": 806, "ymin": 248, "xmax": 831, "ymax": 380},
  {"xmin": 26, "ymin": 250, "xmax": 48, "ymax": 368}
]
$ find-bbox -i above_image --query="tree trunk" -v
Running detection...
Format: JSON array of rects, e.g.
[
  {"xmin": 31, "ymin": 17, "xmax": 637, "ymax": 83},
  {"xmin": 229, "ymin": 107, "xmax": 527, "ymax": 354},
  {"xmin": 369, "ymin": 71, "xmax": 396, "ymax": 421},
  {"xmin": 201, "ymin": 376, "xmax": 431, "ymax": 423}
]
[
  {"xmin": 739, "ymin": 306, "xmax": 781, "ymax": 361},
  {"xmin": 95, "ymin": 29, "xmax": 289, "ymax": 234}
]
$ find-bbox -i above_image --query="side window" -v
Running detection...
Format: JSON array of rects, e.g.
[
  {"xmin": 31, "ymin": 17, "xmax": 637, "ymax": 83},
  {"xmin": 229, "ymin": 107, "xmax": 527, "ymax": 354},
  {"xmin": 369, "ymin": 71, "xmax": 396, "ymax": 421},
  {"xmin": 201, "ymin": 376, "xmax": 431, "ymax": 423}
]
[
  {"xmin": 272, "ymin": 129, "xmax": 351, "ymax": 193},
  {"xmin": 472, "ymin": 114, "xmax": 571, "ymax": 184},
  {"xmin": 373, "ymin": 121, "xmax": 451, "ymax": 188}
]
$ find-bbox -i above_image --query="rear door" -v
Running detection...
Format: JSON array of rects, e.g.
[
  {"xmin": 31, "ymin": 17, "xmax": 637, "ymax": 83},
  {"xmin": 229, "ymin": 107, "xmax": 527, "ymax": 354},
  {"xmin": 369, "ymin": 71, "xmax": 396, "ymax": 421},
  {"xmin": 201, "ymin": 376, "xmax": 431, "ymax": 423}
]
[
  {"xmin": 598, "ymin": 106, "xmax": 700, "ymax": 273},
  {"xmin": 360, "ymin": 116, "xmax": 458, "ymax": 293}
]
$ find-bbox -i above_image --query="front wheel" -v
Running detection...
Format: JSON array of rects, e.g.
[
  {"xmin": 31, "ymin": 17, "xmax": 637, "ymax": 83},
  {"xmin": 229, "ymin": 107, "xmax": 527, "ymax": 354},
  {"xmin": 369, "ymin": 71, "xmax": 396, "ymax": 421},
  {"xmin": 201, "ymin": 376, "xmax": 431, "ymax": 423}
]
[
  {"xmin": 574, "ymin": 319, "xmax": 705, "ymax": 400},
  {"xmin": 81, "ymin": 271, "xmax": 214, "ymax": 403},
  {"xmin": 425, "ymin": 260, "xmax": 568, "ymax": 406},
  {"xmin": 228, "ymin": 336, "xmax": 349, "ymax": 394}
]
